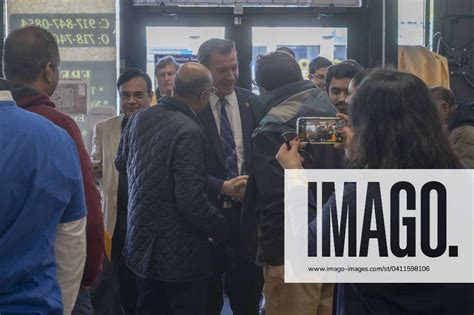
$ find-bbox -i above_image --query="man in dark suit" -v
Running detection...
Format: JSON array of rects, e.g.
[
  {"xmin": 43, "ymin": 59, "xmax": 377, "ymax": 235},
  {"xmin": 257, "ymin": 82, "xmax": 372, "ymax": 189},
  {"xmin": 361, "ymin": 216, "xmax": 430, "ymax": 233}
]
[{"xmin": 197, "ymin": 38, "xmax": 264, "ymax": 315}]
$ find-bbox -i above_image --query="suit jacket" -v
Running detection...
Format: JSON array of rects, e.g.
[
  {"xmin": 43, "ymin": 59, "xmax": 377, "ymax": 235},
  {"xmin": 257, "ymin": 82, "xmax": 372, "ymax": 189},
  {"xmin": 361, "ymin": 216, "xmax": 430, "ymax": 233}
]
[
  {"xmin": 91, "ymin": 115, "xmax": 123, "ymax": 238},
  {"xmin": 198, "ymin": 87, "xmax": 256, "ymax": 251}
]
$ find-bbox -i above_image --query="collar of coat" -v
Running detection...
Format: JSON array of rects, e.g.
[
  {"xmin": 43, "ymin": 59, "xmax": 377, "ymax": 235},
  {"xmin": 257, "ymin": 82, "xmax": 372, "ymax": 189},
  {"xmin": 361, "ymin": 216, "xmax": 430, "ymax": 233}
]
[
  {"xmin": 249, "ymin": 80, "xmax": 336, "ymax": 136},
  {"xmin": 449, "ymin": 98, "xmax": 474, "ymax": 130},
  {"xmin": 0, "ymin": 79, "xmax": 55, "ymax": 110},
  {"xmin": 158, "ymin": 95, "xmax": 202, "ymax": 125},
  {"xmin": 248, "ymin": 80, "xmax": 318, "ymax": 125}
]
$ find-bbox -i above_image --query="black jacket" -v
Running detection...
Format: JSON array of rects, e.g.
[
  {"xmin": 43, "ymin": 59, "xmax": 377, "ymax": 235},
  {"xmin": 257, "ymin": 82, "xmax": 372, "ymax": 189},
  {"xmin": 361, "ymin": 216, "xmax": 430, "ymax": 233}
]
[
  {"xmin": 310, "ymin": 185, "xmax": 474, "ymax": 314},
  {"xmin": 115, "ymin": 96, "xmax": 227, "ymax": 282},
  {"xmin": 241, "ymin": 80, "xmax": 345, "ymax": 266}
]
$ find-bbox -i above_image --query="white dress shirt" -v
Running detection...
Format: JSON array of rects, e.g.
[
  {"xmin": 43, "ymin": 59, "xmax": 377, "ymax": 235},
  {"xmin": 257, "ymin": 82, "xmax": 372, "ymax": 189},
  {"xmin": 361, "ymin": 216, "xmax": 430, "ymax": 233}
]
[{"xmin": 210, "ymin": 91, "xmax": 245, "ymax": 175}]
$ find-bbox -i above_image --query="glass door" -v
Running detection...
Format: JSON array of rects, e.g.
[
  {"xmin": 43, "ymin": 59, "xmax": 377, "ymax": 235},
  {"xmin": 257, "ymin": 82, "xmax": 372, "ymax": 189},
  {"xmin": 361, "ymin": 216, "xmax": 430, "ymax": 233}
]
[
  {"xmin": 146, "ymin": 26, "xmax": 226, "ymax": 90},
  {"xmin": 251, "ymin": 26, "xmax": 348, "ymax": 93}
]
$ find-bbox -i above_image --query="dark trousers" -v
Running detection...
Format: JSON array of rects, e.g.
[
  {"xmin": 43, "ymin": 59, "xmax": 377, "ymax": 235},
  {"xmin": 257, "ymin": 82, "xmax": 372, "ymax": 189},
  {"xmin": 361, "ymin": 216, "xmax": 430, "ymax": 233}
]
[
  {"xmin": 206, "ymin": 247, "xmax": 264, "ymax": 315},
  {"xmin": 90, "ymin": 257, "xmax": 124, "ymax": 315},
  {"xmin": 112, "ymin": 232, "xmax": 138, "ymax": 315},
  {"xmin": 136, "ymin": 277, "xmax": 208, "ymax": 315},
  {"xmin": 72, "ymin": 287, "xmax": 93, "ymax": 315}
]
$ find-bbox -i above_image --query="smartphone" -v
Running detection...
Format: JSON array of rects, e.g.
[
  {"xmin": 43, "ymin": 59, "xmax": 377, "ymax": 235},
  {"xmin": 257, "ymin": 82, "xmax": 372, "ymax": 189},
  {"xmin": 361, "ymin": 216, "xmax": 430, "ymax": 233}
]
[{"xmin": 297, "ymin": 117, "xmax": 346, "ymax": 144}]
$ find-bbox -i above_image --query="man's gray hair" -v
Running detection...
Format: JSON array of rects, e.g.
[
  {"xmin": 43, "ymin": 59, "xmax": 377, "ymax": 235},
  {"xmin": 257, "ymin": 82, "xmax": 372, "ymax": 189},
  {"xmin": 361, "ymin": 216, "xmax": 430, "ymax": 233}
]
[{"xmin": 155, "ymin": 56, "xmax": 179, "ymax": 75}]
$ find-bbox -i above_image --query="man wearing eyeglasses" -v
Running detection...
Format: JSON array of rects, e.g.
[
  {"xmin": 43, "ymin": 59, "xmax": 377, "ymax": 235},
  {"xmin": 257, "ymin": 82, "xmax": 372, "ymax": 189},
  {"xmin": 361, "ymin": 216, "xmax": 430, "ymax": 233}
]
[
  {"xmin": 308, "ymin": 56, "xmax": 332, "ymax": 91},
  {"xmin": 91, "ymin": 68, "xmax": 153, "ymax": 314}
]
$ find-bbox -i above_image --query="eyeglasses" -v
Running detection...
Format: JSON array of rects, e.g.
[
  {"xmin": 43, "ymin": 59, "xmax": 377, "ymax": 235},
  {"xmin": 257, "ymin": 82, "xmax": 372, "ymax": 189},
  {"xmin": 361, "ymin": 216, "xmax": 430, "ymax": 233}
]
[
  {"xmin": 120, "ymin": 92, "xmax": 146, "ymax": 101},
  {"xmin": 310, "ymin": 74, "xmax": 325, "ymax": 80}
]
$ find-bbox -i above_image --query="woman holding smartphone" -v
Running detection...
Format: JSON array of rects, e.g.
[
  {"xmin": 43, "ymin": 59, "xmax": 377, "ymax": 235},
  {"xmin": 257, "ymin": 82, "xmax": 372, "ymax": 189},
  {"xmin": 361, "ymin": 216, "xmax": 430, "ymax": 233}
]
[{"xmin": 276, "ymin": 69, "xmax": 473, "ymax": 314}]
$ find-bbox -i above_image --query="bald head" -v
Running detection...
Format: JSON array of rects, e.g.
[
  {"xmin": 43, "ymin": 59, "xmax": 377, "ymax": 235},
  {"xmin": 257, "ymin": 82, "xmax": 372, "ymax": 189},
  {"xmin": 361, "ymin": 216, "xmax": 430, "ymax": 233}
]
[
  {"xmin": 173, "ymin": 63, "xmax": 213, "ymax": 112},
  {"xmin": 173, "ymin": 63, "xmax": 212, "ymax": 97}
]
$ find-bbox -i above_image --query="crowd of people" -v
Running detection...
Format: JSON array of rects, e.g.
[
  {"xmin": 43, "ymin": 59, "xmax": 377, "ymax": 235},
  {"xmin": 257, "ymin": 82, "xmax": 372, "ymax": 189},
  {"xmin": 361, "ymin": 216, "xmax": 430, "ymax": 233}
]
[{"xmin": 0, "ymin": 24, "xmax": 473, "ymax": 315}]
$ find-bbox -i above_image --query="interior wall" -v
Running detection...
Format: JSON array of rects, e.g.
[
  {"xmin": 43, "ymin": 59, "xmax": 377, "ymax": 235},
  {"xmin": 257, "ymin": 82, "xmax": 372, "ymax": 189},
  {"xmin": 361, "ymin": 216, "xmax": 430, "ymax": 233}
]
[{"xmin": 433, "ymin": 0, "xmax": 474, "ymax": 100}]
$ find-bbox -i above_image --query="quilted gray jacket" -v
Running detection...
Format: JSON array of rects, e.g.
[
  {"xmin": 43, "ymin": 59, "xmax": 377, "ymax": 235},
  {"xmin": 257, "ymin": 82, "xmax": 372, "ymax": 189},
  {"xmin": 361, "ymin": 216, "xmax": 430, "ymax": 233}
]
[{"xmin": 115, "ymin": 96, "xmax": 228, "ymax": 282}]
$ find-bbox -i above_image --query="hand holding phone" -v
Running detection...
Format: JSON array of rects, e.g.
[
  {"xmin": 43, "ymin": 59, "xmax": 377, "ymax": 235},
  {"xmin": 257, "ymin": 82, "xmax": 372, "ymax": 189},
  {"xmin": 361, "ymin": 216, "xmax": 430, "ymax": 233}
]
[{"xmin": 280, "ymin": 131, "xmax": 297, "ymax": 149}]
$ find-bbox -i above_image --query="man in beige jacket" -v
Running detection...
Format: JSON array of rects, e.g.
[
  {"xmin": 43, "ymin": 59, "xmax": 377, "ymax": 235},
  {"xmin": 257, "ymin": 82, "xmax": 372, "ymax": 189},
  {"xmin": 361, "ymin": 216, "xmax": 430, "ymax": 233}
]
[
  {"xmin": 92, "ymin": 113, "xmax": 123, "ymax": 238},
  {"xmin": 91, "ymin": 68, "xmax": 153, "ymax": 314}
]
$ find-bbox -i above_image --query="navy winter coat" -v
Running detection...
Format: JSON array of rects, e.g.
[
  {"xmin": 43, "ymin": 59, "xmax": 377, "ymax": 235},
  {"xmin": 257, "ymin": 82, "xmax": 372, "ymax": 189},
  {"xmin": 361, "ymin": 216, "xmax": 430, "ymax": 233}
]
[{"xmin": 115, "ymin": 96, "xmax": 228, "ymax": 282}]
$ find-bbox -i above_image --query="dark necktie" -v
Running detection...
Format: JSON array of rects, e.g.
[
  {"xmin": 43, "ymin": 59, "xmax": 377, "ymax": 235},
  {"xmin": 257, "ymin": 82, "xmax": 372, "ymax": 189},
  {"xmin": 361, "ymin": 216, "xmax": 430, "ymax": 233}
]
[{"xmin": 219, "ymin": 98, "xmax": 238, "ymax": 179}]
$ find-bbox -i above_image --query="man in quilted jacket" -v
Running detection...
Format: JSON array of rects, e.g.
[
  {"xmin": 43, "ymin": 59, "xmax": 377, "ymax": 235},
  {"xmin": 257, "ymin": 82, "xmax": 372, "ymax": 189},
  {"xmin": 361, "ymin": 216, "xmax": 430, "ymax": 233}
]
[{"xmin": 115, "ymin": 63, "xmax": 228, "ymax": 315}]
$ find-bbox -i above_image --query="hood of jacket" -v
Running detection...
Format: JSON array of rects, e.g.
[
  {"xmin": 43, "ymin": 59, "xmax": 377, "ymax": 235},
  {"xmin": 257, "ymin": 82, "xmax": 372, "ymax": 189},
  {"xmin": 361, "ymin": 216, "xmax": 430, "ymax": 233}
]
[
  {"xmin": 249, "ymin": 80, "xmax": 336, "ymax": 136},
  {"xmin": 0, "ymin": 79, "xmax": 55, "ymax": 110},
  {"xmin": 249, "ymin": 80, "xmax": 317, "ymax": 124}
]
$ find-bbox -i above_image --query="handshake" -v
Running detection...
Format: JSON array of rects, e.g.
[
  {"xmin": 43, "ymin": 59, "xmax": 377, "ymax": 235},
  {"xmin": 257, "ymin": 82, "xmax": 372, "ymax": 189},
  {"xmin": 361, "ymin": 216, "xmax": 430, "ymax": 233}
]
[{"xmin": 221, "ymin": 175, "xmax": 249, "ymax": 203}]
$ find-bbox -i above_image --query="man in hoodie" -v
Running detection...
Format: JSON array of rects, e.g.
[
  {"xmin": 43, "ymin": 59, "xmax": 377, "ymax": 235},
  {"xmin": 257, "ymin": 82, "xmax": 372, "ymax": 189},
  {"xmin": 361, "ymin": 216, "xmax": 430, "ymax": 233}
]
[
  {"xmin": 1, "ymin": 26, "xmax": 104, "ymax": 314},
  {"xmin": 241, "ymin": 51, "xmax": 344, "ymax": 315}
]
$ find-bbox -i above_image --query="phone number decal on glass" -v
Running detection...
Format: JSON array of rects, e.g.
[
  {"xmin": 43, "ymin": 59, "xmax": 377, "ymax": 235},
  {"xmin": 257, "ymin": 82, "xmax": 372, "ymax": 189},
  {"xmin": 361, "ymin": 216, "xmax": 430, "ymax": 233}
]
[
  {"xmin": 9, "ymin": 14, "xmax": 115, "ymax": 47},
  {"xmin": 51, "ymin": 33, "xmax": 111, "ymax": 46}
]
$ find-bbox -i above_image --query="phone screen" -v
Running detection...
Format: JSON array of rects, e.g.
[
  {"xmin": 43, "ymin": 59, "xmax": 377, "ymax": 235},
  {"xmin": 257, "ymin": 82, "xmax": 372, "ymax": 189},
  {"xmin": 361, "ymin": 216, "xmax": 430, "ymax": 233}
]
[{"xmin": 297, "ymin": 117, "xmax": 345, "ymax": 144}]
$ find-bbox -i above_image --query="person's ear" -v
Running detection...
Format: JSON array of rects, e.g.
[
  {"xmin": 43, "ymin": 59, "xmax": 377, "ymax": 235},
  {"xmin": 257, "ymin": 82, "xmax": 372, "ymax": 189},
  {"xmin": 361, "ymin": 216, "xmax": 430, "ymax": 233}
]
[
  {"xmin": 148, "ymin": 90, "xmax": 154, "ymax": 99},
  {"xmin": 201, "ymin": 91, "xmax": 211, "ymax": 106},
  {"xmin": 200, "ymin": 90, "xmax": 209, "ymax": 105},
  {"xmin": 440, "ymin": 102, "xmax": 450, "ymax": 115},
  {"xmin": 43, "ymin": 61, "xmax": 57, "ymax": 84}
]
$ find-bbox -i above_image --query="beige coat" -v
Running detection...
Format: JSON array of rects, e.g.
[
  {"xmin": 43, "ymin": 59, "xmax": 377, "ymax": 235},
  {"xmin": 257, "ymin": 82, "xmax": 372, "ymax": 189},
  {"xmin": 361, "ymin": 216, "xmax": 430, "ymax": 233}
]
[
  {"xmin": 398, "ymin": 46, "xmax": 450, "ymax": 88},
  {"xmin": 91, "ymin": 115, "xmax": 123, "ymax": 238},
  {"xmin": 450, "ymin": 125, "xmax": 474, "ymax": 169}
]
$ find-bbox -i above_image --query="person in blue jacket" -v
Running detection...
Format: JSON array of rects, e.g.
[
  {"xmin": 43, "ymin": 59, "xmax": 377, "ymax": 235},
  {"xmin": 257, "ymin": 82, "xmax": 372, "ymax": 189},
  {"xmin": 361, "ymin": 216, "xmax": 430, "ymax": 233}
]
[{"xmin": 0, "ymin": 91, "xmax": 87, "ymax": 315}]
